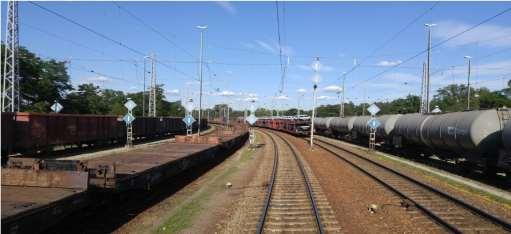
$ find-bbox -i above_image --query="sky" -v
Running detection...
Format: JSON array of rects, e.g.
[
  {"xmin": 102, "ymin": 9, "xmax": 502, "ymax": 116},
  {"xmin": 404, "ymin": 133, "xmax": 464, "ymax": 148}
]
[{"xmin": 3, "ymin": 1, "xmax": 511, "ymax": 110}]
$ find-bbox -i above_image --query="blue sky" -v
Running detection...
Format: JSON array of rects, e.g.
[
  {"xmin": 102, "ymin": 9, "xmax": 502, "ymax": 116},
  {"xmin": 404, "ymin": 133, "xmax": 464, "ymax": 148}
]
[{"xmin": 5, "ymin": 1, "xmax": 511, "ymax": 110}]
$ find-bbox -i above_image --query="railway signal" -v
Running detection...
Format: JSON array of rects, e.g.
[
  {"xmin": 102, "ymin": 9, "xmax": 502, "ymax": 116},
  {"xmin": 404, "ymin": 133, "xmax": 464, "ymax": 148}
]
[
  {"xmin": 246, "ymin": 99, "xmax": 258, "ymax": 146},
  {"xmin": 51, "ymin": 101, "xmax": 63, "ymax": 113},
  {"xmin": 367, "ymin": 103, "xmax": 380, "ymax": 151},
  {"xmin": 124, "ymin": 98, "xmax": 137, "ymax": 147}
]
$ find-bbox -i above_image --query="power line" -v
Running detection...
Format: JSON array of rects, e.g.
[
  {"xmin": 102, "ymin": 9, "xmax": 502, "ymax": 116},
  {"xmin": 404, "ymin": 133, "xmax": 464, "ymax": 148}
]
[
  {"xmin": 23, "ymin": 23, "xmax": 108, "ymax": 57},
  {"xmin": 29, "ymin": 2, "xmax": 146, "ymax": 56},
  {"xmin": 344, "ymin": 2, "xmax": 439, "ymax": 77},
  {"xmin": 113, "ymin": 2, "xmax": 195, "ymax": 58},
  {"xmin": 275, "ymin": 1, "xmax": 286, "ymax": 94},
  {"xmin": 29, "ymin": 1, "xmax": 196, "ymax": 80},
  {"xmin": 353, "ymin": 6, "xmax": 511, "ymax": 88}
]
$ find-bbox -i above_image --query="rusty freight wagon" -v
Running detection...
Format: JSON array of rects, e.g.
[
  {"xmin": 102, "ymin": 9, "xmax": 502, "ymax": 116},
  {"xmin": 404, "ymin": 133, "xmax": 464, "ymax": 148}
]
[{"xmin": 1, "ymin": 112, "xmax": 207, "ymax": 158}]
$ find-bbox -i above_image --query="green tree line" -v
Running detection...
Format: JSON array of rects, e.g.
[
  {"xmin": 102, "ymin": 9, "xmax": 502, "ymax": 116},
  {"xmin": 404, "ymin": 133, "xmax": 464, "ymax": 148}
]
[{"xmin": 1, "ymin": 44, "xmax": 185, "ymax": 116}]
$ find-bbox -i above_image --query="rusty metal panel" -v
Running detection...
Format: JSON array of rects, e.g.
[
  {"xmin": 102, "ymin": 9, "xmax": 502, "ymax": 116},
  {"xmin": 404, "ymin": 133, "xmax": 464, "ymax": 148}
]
[
  {"xmin": 1, "ymin": 169, "xmax": 88, "ymax": 189},
  {"xmin": 85, "ymin": 131, "xmax": 246, "ymax": 190},
  {"xmin": 2, "ymin": 112, "xmax": 15, "ymax": 156},
  {"xmin": 2, "ymin": 186, "xmax": 88, "ymax": 234}
]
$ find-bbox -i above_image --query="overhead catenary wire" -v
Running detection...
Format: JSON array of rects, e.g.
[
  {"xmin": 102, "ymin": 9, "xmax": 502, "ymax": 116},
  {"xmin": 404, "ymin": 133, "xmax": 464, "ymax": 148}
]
[
  {"xmin": 352, "ymin": 6, "xmax": 511, "ymax": 88},
  {"xmin": 344, "ymin": 1, "xmax": 439, "ymax": 77},
  {"xmin": 113, "ymin": 2, "xmax": 195, "ymax": 58},
  {"xmin": 29, "ymin": 1, "xmax": 196, "ymax": 80},
  {"xmin": 275, "ymin": 1, "xmax": 286, "ymax": 94}
]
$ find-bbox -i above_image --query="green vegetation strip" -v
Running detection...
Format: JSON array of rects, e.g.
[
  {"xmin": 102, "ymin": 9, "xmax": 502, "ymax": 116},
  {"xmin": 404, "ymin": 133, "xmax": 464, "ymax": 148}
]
[{"xmin": 156, "ymin": 133, "xmax": 261, "ymax": 233}]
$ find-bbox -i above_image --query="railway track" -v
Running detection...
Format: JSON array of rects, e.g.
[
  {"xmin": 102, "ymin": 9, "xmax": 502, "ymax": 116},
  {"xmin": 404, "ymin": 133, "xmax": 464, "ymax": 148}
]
[
  {"xmin": 254, "ymin": 130, "xmax": 340, "ymax": 233},
  {"xmin": 313, "ymin": 137, "xmax": 511, "ymax": 233}
]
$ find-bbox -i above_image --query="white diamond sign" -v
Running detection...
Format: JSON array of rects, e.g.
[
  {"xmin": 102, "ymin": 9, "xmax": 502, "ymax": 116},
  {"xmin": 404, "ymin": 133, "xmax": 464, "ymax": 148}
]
[
  {"xmin": 182, "ymin": 115, "xmax": 196, "ymax": 127},
  {"xmin": 124, "ymin": 99, "xmax": 137, "ymax": 111},
  {"xmin": 123, "ymin": 113, "xmax": 135, "ymax": 124},
  {"xmin": 246, "ymin": 114, "xmax": 258, "ymax": 125},
  {"xmin": 367, "ymin": 118, "xmax": 381, "ymax": 129},
  {"xmin": 51, "ymin": 102, "xmax": 63, "ymax": 113},
  {"xmin": 367, "ymin": 103, "xmax": 380, "ymax": 116}
]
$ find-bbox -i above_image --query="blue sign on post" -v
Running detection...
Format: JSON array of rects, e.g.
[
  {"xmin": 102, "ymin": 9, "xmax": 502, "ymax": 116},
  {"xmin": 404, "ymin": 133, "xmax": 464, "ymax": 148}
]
[
  {"xmin": 367, "ymin": 118, "xmax": 381, "ymax": 129},
  {"xmin": 182, "ymin": 115, "xmax": 196, "ymax": 127},
  {"xmin": 123, "ymin": 113, "xmax": 135, "ymax": 125}
]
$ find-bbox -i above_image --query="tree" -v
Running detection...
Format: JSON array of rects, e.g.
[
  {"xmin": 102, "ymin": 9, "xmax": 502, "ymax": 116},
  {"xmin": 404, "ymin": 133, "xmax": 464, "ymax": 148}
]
[
  {"xmin": 478, "ymin": 87, "xmax": 511, "ymax": 109},
  {"xmin": 65, "ymin": 83, "xmax": 108, "ymax": 114},
  {"xmin": 1, "ymin": 45, "xmax": 73, "ymax": 112},
  {"xmin": 431, "ymin": 84, "xmax": 478, "ymax": 112}
]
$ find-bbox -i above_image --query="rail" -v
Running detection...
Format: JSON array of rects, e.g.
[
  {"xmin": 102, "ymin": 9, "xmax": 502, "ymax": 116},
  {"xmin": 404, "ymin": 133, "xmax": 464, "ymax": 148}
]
[
  {"xmin": 314, "ymin": 137, "xmax": 511, "ymax": 233},
  {"xmin": 256, "ymin": 129, "xmax": 325, "ymax": 233}
]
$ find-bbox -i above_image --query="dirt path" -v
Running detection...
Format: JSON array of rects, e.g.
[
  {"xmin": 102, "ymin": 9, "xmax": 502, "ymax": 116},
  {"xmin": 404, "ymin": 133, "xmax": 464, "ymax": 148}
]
[{"xmin": 114, "ymin": 131, "xmax": 266, "ymax": 234}]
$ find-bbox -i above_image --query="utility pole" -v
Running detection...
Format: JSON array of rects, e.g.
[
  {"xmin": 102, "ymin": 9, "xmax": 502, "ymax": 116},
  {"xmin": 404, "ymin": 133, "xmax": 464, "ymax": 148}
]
[
  {"xmin": 465, "ymin": 56, "xmax": 472, "ymax": 110},
  {"xmin": 2, "ymin": 0, "xmax": 20, "ymax": 112},
  {"xmin": 196, "ymin": 25, "xmax": 207, "ymax": 136},
  {"xmin": 424, "ymin": 23, "xmax": 436, "ymax": 113},
  {"xmin": 310, "ymin": 57, "xmax": 320, "ymax": 148},
  {"xmin": 147, "ymin": 53, "xmax": 156, "ymax": 117},
  {"xmin": 340, "ymin": 72, "xmax": 346, "ymax": 117},
  {"xmin": 420, "ymin": 62, "xmax": 427, "ymax": 114}
]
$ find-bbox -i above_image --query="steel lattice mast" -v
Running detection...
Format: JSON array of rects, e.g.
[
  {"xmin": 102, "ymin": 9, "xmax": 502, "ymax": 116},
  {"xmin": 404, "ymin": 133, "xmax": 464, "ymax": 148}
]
[
  {"xmin": 148, "ymin": 53, "xmax": 156, "ymax": 117},
  {"xmin": 2, "ymin": 0, "xmax": 20, "ymax": 112}
]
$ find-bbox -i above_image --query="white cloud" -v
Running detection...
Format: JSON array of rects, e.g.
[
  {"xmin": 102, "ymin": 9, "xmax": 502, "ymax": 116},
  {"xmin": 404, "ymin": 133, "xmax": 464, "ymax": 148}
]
[
  {"xmin": 274, "ymin": 95, "xmax": 289, "ymax": 100},
  {"xmin": 244, "ymin": 97, "xmax": 259, "ymax": 102},
  {"xmin": 433, "ymin": 20, "xmax": 511, "ymax": 48},
  {"xmin": 87, "ymin": 76, "xmax": 112, "ymax": 82},
  {"xmin": 218, "ymin": 90, "xmax": 236, "ymax": 96},
  {"xmin": 376, "ymin": 60, "xmax": 402, "ymax": 67},
  {"xmin": 254, "ymin": 40, "xmax": 294, "ymax": 56},
  {"xmin": 431, "ymin": 59, "xmax": 511, "ymax": 87},
  {"xmin": 166, "ymin": 89, "xmax": 180, "ymax": 96},
  {"xmin": 255, "ymin": 40, "xmax": 277, "ymax": 54},
  {"xmin": 317, "ymin": 95, "xmax": 333, "ymax": 100},
  {"xmin": 323, "ymin": 85, "xmax": 342, "ymax": 93},
  {"xmin": 297, "ymin": 63, "xmax": 334, "ymax": 72},
  {"xmin": 297, "ymin": 88, "xmax": 307, "ymax": 93},
  {"xmin": 215, "ymin": 1, "xmax": 236, "ymax": 15}
]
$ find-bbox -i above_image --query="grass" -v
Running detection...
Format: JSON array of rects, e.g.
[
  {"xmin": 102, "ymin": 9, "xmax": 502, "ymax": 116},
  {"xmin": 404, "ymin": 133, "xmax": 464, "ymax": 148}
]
[{"xmin": 155, "ymin": 133, "xmax": 261, "ymax": 234}]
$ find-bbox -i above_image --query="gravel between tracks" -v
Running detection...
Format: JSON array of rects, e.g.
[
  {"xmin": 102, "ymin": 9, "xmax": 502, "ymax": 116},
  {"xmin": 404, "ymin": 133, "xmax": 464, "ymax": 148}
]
[
  {"xmin": 282, "ymin": 132, "xmax": 442, "ymax": 233},
  {"xmin": 319, "ymin": 136, "xmax": 511, "ymax": 223}
]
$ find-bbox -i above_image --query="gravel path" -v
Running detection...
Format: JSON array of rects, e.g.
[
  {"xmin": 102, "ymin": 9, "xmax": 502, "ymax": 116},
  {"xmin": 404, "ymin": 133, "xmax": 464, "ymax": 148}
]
[{"xmin": 283, "ymin": 133, "xmax": 443, "ymax": 233}]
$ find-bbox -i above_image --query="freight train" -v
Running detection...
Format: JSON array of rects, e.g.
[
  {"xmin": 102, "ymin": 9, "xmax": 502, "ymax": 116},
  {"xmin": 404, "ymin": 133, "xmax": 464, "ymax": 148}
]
[
  {"xmin": 255, "ymin": 109, "xmax": 511, "ymax": 176},
  {"xmin": 1, "ymin": 112, "xmax": 207, "ymax": 157},
  {"xmin": 255, "ymin": 116, "xmax": 310, "ymax": 135}
]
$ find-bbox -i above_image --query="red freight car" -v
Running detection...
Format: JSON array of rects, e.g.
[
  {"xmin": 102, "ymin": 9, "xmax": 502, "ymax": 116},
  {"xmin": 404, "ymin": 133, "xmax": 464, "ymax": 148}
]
[
  {"xmin": 2, "ymin": 112, "xmax": 122, "ymax": 155},
  {"xmin": 254, "ymin": 117, "xmax": 310, "ymax": 136},
  {"xmin": 1, "ymin": 112, "xmax": 207, "ymax": 157}
]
